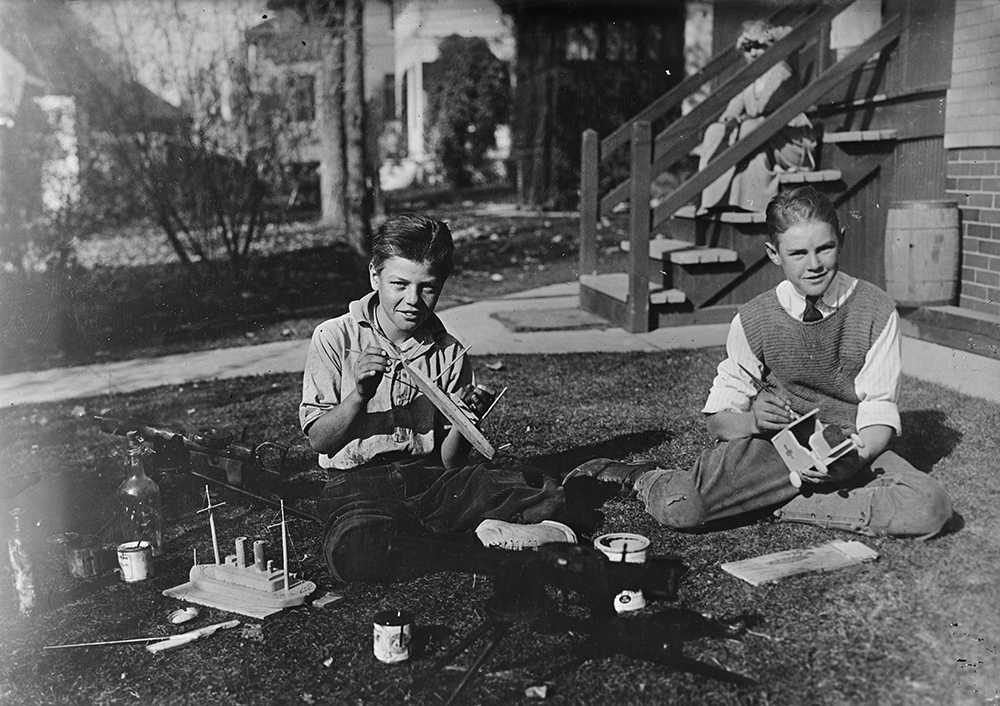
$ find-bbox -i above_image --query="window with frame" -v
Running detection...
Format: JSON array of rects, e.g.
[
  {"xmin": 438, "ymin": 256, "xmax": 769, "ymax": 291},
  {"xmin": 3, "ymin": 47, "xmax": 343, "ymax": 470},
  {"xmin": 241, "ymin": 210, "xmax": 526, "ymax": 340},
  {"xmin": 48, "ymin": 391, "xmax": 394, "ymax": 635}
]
[
  {"xmin": 565, "ymin": 22, "xmax": 599, "ymax": 61},
  {"xmin": 606, "ymin": 20, "xmax": 638, "ymax": 62},
  {"xmin": 291, "ymin": 74, "xmax": 316, "ymax": 123}
]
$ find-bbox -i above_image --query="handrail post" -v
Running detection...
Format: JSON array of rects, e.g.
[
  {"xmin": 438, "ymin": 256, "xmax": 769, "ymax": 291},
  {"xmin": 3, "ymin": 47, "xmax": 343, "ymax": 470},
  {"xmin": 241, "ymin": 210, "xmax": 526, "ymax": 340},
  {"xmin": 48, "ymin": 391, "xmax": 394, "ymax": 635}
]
[
  {"xmin": 627, "ymin": 120, "xmax": 652, "ymax": 333},
  {"xmin": 579, "ymin": 129, "xmax": 599, "ymax": 276}
]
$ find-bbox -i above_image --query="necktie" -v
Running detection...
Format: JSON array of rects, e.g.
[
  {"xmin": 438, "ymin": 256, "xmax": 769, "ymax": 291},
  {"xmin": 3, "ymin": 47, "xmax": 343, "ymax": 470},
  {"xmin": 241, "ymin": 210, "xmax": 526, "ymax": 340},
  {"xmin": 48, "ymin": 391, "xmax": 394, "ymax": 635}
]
[{"xmin": 802, "ymin": 296, "xmax": 822, "ymax": 322}]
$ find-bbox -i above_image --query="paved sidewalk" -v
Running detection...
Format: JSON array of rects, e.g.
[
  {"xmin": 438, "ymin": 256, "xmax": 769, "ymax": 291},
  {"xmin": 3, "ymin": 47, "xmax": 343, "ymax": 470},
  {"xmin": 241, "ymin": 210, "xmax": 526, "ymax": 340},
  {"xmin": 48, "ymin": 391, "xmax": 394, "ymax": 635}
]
[{"xmin": 2, "ymin": 282, "xmax": 999, "ymax": 407}]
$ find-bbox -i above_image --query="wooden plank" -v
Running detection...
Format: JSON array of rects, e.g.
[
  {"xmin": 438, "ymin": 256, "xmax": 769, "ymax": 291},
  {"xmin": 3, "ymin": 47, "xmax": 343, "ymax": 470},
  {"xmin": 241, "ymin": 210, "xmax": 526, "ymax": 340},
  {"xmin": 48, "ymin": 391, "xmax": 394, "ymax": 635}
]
[
  {"xmin": 651, "ymin": 288, "xmax": 687, "ymax": 305},
  {"xmin": 360, "ymin": 323, "xmax": 495, "ymax": 460},
  {"xmin": 579, "ymin": 272, "xmax": 682, "ymax": 304},
  {"xmin": 618, "ymin": 238, "xmax": 691, "ymax": 257},
  {"xmin": 721, "ymin": 541, "xmax": 879, "ymax": 586},
  {"xmin": 627, "ymin": 121, "xmax": 652, "ymax": 333},
  {"xmin": 397, "ymin": 360, "xmax": 495, "ymax": 460},
  {"xmin": 579, "ymin": 129, "xmax": 599, "ymax": 275},
  {"xmin": 778, "ymin": 168, "xmax": 842, "ymax": 184},
  {"xmin": 670, "ymin": 247, "xmax": 739, "ymax": 265},
  {"xmin": 822, "ymin": 128, "xmax": 898, "ymax": 143}
]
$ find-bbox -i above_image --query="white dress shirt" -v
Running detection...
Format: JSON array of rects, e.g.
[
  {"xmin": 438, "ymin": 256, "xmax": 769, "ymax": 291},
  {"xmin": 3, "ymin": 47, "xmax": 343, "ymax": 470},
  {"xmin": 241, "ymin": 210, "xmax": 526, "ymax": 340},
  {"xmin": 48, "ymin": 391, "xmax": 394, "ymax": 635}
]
[{"xmin": 702, "ymin": 272, "xmax": 901, "ymax": 433}]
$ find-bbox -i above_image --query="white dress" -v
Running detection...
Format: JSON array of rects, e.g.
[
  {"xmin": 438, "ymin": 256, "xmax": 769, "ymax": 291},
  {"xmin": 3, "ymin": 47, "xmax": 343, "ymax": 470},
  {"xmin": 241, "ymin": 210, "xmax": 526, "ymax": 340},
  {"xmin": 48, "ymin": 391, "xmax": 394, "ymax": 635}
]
[{"xmin": 698, "ymin": 61, "xmax": 815, "ymax": 212}]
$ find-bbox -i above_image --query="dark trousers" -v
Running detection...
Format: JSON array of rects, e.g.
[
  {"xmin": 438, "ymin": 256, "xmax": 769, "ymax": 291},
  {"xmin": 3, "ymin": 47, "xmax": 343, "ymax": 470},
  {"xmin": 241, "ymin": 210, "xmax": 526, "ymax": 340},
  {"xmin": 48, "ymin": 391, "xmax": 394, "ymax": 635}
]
[{"xmin": 320, "ymin": 456, "xmax": 567, "ymax": 583}]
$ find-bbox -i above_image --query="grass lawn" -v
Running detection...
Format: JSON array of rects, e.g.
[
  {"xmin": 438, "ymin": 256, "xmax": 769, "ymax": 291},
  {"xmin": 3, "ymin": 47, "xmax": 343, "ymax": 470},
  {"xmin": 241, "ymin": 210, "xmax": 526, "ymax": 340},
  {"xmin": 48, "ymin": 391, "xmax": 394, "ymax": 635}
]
[{"xmin": 1, "ymin": 352, "xmax": 998, "ymax": 705}]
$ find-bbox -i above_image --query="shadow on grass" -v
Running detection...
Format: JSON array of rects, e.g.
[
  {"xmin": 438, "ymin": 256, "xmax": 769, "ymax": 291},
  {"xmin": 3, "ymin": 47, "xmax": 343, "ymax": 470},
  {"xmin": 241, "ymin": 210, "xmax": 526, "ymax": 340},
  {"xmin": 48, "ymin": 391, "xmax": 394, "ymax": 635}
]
[
  {"xmin": 416, "ymin": 605, "xmax": 762, "ymax": 704},
  {"xmin": 521, "ymin": 429, "xmax": 673, "ymax": 477},
  {"xmin": 894, "ymin": 410, "xmax": 964, "ymax": 473}
]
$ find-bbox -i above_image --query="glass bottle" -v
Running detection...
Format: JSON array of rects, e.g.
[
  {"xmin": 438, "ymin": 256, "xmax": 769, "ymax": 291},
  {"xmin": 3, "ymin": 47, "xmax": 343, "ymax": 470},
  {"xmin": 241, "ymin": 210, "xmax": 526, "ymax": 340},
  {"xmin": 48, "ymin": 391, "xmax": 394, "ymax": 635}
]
[
  {"xmin": 8, "ymin": 508, "xmax": 35, "ymax": 615},
  {"xmin": 117, "ymin": 431, "xmax": 164, "ymax": 556}
]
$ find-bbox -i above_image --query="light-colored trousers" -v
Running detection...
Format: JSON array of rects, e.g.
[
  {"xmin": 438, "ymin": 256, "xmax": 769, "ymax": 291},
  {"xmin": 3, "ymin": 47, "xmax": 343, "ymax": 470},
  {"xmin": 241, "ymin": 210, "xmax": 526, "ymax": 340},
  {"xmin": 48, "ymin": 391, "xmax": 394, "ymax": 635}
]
[{"xmin": 635, "ymin": 437, "xmax": 953, "ymax": 538}]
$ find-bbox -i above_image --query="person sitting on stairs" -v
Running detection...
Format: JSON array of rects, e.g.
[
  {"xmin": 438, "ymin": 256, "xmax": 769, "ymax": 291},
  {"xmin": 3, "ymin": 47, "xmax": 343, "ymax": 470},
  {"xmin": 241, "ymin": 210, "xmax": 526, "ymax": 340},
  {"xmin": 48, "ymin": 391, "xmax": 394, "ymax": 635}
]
[
  {"xmin": 565, "ymin": 186, "xmax": 953, "ymax": 539},
  {"xmin": 697, "ymin": 19, "xmax": 816, "ymax": 213}
]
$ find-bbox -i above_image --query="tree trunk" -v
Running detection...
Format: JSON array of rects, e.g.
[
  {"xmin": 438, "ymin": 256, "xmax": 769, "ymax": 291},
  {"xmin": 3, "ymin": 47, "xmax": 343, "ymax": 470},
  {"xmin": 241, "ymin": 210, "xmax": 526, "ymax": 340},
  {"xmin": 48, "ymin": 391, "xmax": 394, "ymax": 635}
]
[
  {"xmin": 343, "ymin": 0, "xmax": 371, "ymax": 256},
  {"xmin": 318, "ymin": 4, "xmax": 346, "ymax": 232}
]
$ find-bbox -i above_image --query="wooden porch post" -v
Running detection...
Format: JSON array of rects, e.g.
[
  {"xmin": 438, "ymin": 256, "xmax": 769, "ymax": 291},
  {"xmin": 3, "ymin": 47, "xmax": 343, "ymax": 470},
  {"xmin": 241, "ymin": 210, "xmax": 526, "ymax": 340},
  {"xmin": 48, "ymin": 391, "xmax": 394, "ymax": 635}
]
[
  {"xmin": 579, "ymin": 129, "xmax": 599, "ymax": 276},
  {"xmin": 627, "ymin": 120, "xmax": 651, "ymax": 333}
]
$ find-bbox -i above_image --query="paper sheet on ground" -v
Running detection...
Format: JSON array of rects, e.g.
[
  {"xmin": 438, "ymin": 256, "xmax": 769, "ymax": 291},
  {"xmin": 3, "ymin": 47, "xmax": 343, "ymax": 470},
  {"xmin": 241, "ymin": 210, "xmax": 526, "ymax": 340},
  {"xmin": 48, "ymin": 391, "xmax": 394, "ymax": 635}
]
[{"xmin": 720, "ymin": 540, "xmax": 878, "ymax": 586}]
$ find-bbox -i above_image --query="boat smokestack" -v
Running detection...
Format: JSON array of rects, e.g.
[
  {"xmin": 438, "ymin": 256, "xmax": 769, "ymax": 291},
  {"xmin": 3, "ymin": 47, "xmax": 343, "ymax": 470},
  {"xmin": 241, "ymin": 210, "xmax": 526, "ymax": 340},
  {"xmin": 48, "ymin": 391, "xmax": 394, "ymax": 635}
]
[
  {"xmin": 253, "ymin": 540, "xmax": 266, "ymax": 571},
  {"xmin": 236, "ymin": 537, "xmax": 247, "ymax": 569}
]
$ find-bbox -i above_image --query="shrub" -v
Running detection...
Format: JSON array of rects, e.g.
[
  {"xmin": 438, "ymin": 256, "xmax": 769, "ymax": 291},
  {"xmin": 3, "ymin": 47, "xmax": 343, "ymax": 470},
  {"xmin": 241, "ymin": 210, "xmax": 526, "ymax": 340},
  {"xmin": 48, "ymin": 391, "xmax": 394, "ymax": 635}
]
[{"xmin": 425, "ymin": 36, "xmax": 510, "ymax": 188}]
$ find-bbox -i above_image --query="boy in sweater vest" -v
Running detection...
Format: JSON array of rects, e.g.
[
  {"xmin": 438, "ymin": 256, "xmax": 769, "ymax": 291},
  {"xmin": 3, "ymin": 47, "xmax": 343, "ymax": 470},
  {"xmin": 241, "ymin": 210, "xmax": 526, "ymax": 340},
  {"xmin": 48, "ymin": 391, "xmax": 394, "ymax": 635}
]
[{"xmin": 567, "ymin": 186, "xmax": 952, "ymax": 538}]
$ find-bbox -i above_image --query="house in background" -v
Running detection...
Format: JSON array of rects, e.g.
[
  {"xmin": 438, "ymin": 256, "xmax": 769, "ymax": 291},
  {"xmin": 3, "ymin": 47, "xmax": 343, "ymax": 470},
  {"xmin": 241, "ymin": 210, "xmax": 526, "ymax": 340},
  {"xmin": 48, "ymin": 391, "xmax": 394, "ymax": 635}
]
[
  {"xmin": 0, "ymin": 0, "xmax": 187, "ymax": 250},
  {"xmin": 391, "ymin": 0, "xmax": 515, "ymax": 185},
  {"xmin": 496, "ymin": 0, "xmax": 688, "ymax": 209},
  {"xmin": 244, "ymin": 1, "xmax": 395, "ymax": 209}
]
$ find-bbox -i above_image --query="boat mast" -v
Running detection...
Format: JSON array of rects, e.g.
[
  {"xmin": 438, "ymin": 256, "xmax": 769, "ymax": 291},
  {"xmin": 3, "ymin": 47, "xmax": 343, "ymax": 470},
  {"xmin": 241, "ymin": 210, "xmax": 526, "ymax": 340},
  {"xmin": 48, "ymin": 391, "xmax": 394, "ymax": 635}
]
[
  {"xmin": 197, "ymin": 485, "xmax": 226, "ymax": 565},
  {"xmin": 280, "ymin": 500, "xmax": 289, "ymax": 594}
]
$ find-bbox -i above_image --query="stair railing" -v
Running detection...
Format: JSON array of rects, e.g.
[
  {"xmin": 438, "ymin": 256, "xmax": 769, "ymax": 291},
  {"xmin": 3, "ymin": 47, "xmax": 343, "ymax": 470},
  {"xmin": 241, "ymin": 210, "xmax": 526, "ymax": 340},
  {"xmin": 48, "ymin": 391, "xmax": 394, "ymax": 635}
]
[
  {"xmin": 579, "ymin": 3, "xmax": 835, "ymax": 277},
  {"xmin": 651, "ymin": 13, "xmax": 902, "ymax": 228},
  {"xmin": 578, "ymin": 0, "xmax": 904, "ymax": 333}
]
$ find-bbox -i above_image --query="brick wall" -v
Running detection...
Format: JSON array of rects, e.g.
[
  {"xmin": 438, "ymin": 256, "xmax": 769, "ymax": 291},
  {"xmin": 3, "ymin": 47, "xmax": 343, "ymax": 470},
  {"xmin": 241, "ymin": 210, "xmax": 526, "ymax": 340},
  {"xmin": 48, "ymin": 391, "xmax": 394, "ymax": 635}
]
[
  {"xmin": 944, "ymin": 1, "xmax": 1000, "ymax": 150},
  {"xmin": 944, "ymin": 1, "xmax": 1000, "ymax": 316},
  {"xmin": 946, "ymin": 149, "xmax": 1000, "ymax": 316}
]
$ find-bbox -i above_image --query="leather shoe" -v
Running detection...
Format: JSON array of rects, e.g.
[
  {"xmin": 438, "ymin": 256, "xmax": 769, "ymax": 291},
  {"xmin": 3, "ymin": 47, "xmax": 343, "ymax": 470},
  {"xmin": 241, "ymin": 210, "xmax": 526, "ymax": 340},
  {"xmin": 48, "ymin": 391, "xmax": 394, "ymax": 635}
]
[{"xmin": 563, "ymin": 458, "xmax": 659, "ymax": 498}]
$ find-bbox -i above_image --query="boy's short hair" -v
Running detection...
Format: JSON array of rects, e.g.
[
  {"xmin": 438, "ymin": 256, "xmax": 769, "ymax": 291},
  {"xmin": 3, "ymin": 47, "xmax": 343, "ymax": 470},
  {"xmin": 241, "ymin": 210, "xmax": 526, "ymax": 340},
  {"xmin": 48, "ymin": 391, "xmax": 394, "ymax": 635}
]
[
  {"xmin": 765, "ymin": 186, "xmax": 842, "ymax": 244},
  {"xmin": 370, "ymin": 213, "xmax": 454, "ymax": 279}
]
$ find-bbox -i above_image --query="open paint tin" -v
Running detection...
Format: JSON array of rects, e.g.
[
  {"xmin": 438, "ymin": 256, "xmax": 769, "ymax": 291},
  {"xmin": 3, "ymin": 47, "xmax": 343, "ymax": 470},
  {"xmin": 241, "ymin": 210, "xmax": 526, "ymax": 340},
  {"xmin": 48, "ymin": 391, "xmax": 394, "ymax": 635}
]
[
  {"xmin": 594, "ymin": 532, "xmax": 651, "ymax": 564},
  {"xmin": 593, "ymin": 533, "xmax": 650, "ymax": 613}
]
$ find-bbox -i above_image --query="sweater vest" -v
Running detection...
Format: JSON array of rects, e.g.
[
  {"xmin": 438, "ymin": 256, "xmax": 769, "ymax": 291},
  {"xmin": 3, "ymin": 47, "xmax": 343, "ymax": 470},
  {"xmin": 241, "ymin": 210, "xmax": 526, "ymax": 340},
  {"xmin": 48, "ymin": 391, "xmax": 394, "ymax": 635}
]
[{"xmin": 739, "ymin": 280, "xmax": 895, "ymax": 433}]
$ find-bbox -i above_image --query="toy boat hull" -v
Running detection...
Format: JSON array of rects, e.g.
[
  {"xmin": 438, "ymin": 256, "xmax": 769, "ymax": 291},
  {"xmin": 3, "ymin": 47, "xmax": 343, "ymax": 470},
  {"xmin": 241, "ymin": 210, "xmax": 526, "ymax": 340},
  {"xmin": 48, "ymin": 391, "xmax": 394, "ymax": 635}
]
[{"xmin": 163, "ymin": 564, "xmax": 316, "ymax": 620}]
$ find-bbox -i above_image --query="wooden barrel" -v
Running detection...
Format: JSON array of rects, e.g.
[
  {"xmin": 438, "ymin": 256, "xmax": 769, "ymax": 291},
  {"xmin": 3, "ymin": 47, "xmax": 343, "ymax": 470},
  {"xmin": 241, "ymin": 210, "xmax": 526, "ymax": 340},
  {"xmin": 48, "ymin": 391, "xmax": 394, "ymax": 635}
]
[{"xmin": 884, "ymin": 200, "xmax": 960, "ymax": 306}]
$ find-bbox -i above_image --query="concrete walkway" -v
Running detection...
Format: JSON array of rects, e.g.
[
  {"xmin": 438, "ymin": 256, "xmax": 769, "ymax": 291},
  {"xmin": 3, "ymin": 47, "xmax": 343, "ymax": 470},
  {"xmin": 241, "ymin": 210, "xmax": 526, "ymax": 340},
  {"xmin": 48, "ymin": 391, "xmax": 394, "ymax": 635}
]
[{"xmin": 2, "ymin": 282, "xmax": 999, "ymax": 407}]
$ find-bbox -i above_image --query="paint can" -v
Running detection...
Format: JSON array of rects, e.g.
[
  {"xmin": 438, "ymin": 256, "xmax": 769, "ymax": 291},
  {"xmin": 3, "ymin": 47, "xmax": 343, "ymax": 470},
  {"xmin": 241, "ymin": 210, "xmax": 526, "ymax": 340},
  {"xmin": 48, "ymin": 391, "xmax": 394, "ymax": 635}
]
[
  {"xmin": 372, "ymin": 609, "xmax": 413, "ymax": 663},
  {"xmin": 117, "ymin": 540, "xmax": 154, "ymax": 582},
  {"xmin": 594, "ymin": 533, "xmax": 650, "ymax": 613},
  {"xmin": 67, "ymin": 536, "xmax": 114, "ymax": 579}
]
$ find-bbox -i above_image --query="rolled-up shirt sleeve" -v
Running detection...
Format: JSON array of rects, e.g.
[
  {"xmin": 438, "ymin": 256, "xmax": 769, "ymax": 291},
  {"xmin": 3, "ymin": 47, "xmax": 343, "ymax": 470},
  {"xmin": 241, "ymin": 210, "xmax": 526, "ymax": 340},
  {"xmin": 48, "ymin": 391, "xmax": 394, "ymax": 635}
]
[
  {"xmin": 299, "ymin": 323, "xmax": 345, "ymax": 434},
  {"xmin": 702, "ymin": 313, "xmax": 761, "ymax": 415},
  {"xmin": 854, "ymin": 310, "xmax": 902, "ymax": 434}
]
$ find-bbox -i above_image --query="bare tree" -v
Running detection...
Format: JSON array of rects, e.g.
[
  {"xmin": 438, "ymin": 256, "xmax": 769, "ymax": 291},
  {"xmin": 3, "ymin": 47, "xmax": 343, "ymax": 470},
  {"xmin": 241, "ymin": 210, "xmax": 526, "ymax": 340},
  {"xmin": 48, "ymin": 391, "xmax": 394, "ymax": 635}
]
[
  {"xmin": 342, "ymin": 0, "xmax": 370, "ymax": 252},
  {"xmin": 270, "ymin": 0, "xmax": 371, "ymax": 256},
  {"xmin": 76, "ymin": 1, "xmax": 310, "ymax": 286}
]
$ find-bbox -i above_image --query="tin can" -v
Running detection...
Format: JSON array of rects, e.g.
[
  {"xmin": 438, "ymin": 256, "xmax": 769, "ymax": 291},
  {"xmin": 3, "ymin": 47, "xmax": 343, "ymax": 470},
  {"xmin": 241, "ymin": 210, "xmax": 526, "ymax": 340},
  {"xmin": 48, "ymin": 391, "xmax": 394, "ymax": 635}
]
[
  {"xmin": 117, "ymin": 540, "xmax": 154, "ymax": 582},
  {"xmin": 594, "ymin": 533, "xmax": 651, "ymax": 613},
  {"xmin": 373, "ymin": 609, "xmax": 413, "ymax": 663}
]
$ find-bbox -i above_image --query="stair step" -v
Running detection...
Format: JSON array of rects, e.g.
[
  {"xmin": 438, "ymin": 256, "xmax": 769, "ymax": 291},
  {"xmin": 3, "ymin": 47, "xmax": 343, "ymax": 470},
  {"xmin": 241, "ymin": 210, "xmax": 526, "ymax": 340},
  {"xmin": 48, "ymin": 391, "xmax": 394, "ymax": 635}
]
[
  {"xmin": 619, "ymin": 237, "xmax": 691, "ymax": 258},
  {"xmin": 822, "ymin": 128, "xmax": 898, "ymax": 143},
  {"xmin": 619, "ymin": 237, "xmax": 739, "ymax": 265},
  {"xmin": 673, "ymin": 205, "xmax": 767, "ymax": 223},
  {"xmin": 777, "ymin": 168, "xmax": 842, "ymax": 184},
  {"xmin": 670, "ymin": 247, "xmax": 739, "ymax": 265},
  {"xmin": 667, "ymin": 168, "xmax": 841, "ymax": 223},
  {"xmin": 579, "ymin": 273, "xmax": 686, "ymax": 305}
]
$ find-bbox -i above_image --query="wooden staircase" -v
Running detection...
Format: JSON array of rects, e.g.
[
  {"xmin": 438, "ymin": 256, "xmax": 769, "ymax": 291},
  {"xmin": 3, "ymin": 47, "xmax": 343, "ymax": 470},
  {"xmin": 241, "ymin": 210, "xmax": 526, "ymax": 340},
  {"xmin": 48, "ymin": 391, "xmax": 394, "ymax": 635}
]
[{"xmin": 577, "ymin": 2, "xmax": 908, "ymax": 333}]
